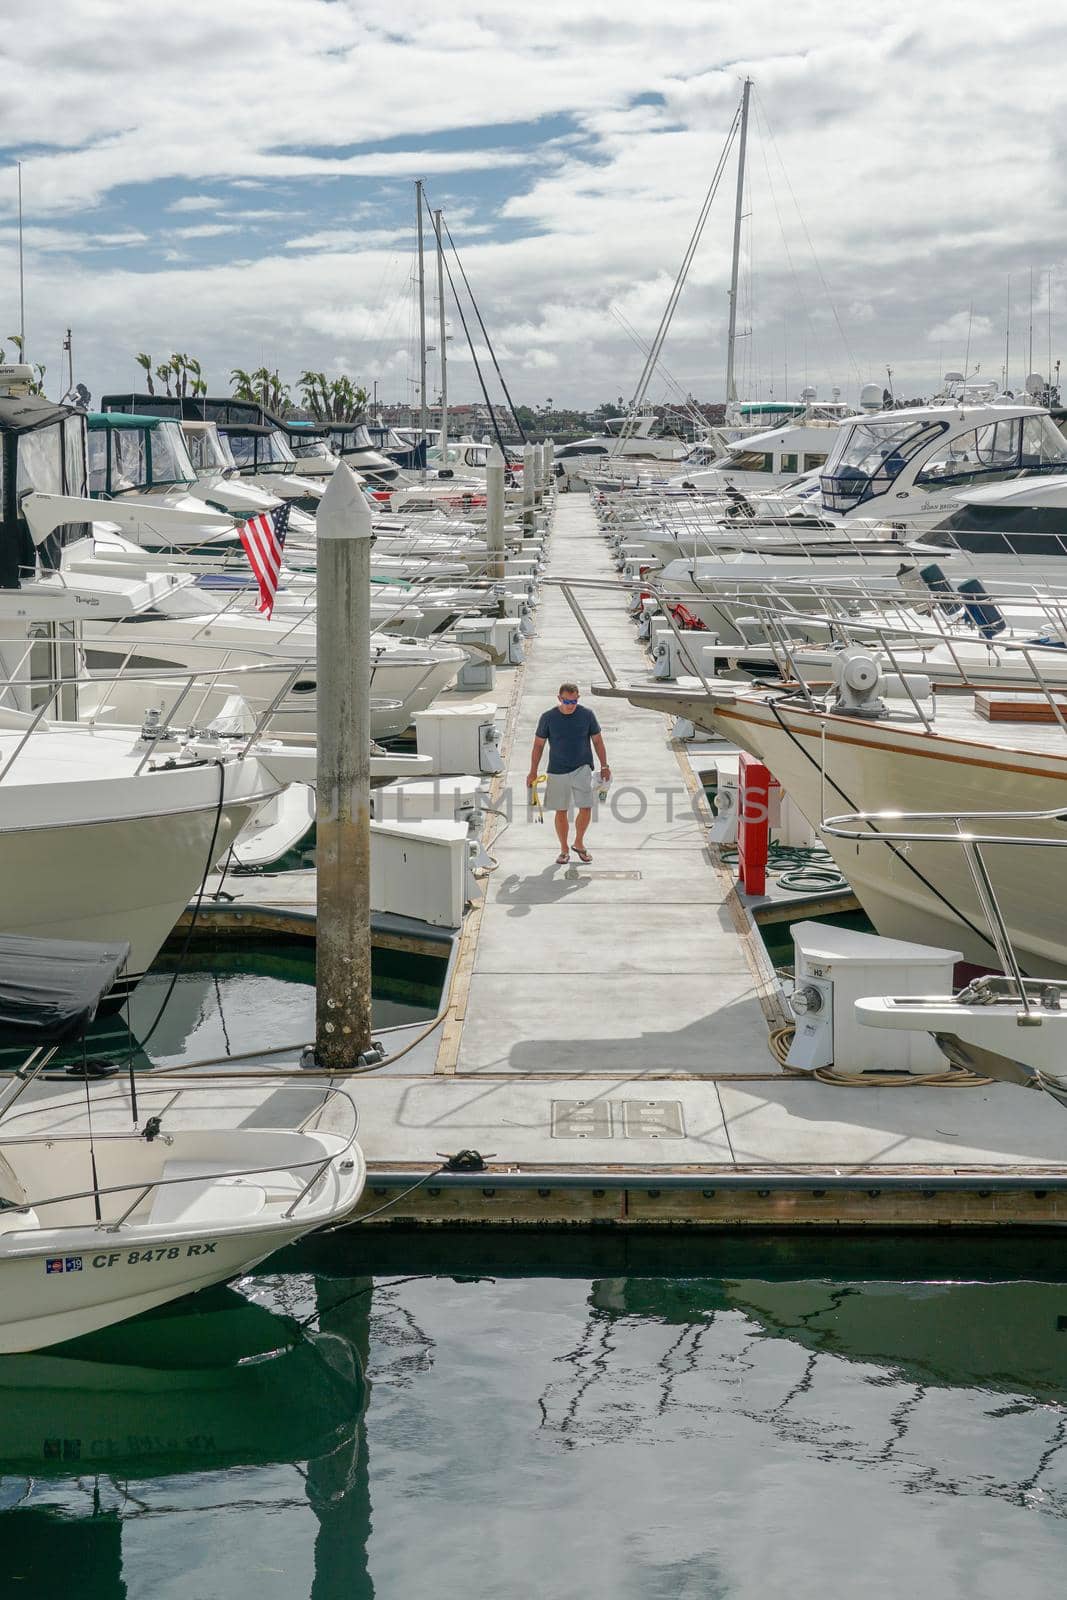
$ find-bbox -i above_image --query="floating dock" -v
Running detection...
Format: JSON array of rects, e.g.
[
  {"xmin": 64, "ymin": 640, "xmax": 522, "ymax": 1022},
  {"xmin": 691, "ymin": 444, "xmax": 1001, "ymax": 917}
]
[
  {"xmin": 332, "ymin": 490, "xmax": 1067, "ymax": 1228},
  {"xmin": 153, "ymin": 488, "xmax": 1067, "ymax": 1229}
]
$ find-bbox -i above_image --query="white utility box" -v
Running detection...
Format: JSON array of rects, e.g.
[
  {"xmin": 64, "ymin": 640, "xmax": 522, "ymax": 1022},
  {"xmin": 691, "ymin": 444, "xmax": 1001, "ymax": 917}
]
[
  {"xmin": 786, "ymin": 921, "xmax": 961, "ymax": 1074},
  {"xmin": 414, "ymin": 702, "xmax": 503, "ymax": 776},
  {"xmin": 370, "ymin": 819, "xmax": 472, "ymax": 928},
  {"xmin": 652, "ymin": 632, "xmax": 721, "ymax": 681},
  {"xmin": 372, "ymin": 775, "xmax": 487, "ymax": 827}
]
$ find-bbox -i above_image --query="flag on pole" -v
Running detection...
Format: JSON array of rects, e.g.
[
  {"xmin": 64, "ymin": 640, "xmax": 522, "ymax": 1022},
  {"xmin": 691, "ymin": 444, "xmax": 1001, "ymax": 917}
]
[{"xmin": 238, "ymin": 506, "xmax": 287, "ymax": 618}]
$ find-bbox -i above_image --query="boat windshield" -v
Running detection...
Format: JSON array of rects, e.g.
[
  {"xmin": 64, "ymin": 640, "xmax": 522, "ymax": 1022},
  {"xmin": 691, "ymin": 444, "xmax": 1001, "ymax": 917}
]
[
  {"xmin": 184, "ymin": 426, "xmax": 237, "ymax": 474},
  {"xmin": 224, "ymin": 430, "xmax": 296, "ymax": 469},
  {"xmin": 149, "ymin": 421, "xmax": 197, "ymax": 485},
  {"xmin": 330, "ymin": 424, "xmax": 373, "ymax": 453},
  {"xmin": 268, "ymin": 430, "xmax": 297, "ymax": 465},
  {"xmin": 290, "ymin": 438, "xmax": 333, "ymax": 461},
  {"xmin": 914, "ymin": 414, "xmax": 1067, "ymax": 485},
  {"xmin": 820, "ymin": 417, "xmax": 948, "ymax": 512},
  {"xmin": 15, "ymin": 422, "xmax": 65, "ymax": 501}
]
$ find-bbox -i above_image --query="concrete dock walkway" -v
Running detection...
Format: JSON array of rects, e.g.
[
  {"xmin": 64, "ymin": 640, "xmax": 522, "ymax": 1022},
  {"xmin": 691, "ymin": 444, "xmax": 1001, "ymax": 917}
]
[{"xmin": 445, "ymin": 491, "xmax": 777, "ymax": 1079}]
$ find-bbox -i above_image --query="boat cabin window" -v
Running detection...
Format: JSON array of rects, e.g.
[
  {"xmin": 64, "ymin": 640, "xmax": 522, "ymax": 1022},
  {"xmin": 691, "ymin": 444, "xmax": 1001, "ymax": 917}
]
[
  {"xmin": 113, "ymin": 427, "xmax": 148, "ymax": 491},
  {"xmin": 290, "ymin": 438, "xmax": 332, "ymax": 461},
  {"xmin": 729, "ymin": 450, "xmax": 774, "ymax": 473},
  {"xmin": 149, "ymin": 421, "xmax": 197, "ymax": 486},
  {"xmin": 920, "ymin": 502, "xmax": 1067, "ymax": 555},
  {"xmin": 87, "ymin": 429, "xmax": 108, "ymax": 494},
  {"xmin": 803, "ymin": 453, "xmax": 827, "ymax": 473},
  {"xmin": 780, "ymin": 453, "xmax": 798, "ymax": 474},
  {"xmin": 226, "ymin": 432, "xmax": 256, "ymax": 468},
  {"xmin": 15, "ymin": 423, "xmax": 65, "ymax": 502},
  {"xmin": 463, "ymin": 446, "xmax": 489, "ymax": 468},
  {"xmin": 63, "ymin": 418, "xmax": 87, "ymax": 498},
  {"xmin": 184, "ymin": 427, "xmax": 237, "ymax": 473},
  {"xmin": 268, "ymin": 430, "xmax": 296, "ymax": 465},
  {"xmin": 820, "ymin": 417, "xmax": 947, "ymax": 512},
  {"xmin": 915, "ymin": 414, "xmax": 1067, "ymax": 486}
]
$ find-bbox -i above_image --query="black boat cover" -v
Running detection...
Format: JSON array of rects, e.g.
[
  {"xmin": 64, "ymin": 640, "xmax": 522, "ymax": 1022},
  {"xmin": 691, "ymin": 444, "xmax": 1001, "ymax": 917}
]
[{"xmin": 0, "ymin": 935, "xmax": 131, "ymax": 1043}]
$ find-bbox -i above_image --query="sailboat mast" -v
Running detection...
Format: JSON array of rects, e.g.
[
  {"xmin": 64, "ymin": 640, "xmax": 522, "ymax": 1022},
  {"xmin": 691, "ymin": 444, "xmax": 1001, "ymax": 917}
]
[
  {"xmin": 416, "ymin": 180, "xmax": 429, "ymax": 478},
  {"xmin": 434, "ymin": 208, "xmax": 448, "ymax": 454},
  {"xmin": 724, "ymin": 78, "xmax": 752, "ymax": 404}
]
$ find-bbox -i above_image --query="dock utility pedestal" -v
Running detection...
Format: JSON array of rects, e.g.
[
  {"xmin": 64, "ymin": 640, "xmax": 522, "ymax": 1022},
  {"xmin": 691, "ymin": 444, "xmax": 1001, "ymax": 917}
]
[{"xmin": 786, "ymin": 922, "xmax": 961, "ymax": 1073}]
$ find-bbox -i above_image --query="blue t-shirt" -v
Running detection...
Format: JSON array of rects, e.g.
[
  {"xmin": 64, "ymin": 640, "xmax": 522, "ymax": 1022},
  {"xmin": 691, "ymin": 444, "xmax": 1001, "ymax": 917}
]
[{"xmin": 535, "ymin": 704, "xmax": 601, "ymax": 773}]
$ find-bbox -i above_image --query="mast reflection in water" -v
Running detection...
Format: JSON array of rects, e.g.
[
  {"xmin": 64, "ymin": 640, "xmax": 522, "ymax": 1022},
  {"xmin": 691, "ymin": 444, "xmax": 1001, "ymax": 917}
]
[{"xmin": 3, "ymin": 1235, "xmax": 1067, "ymax": 1597}]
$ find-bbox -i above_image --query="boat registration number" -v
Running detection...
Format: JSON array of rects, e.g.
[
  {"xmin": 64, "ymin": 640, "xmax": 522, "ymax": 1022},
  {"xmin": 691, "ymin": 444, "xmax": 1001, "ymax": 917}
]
[{"xmin": 44, "ymin": 1243, "xmax": 219, "ymax": 1274}]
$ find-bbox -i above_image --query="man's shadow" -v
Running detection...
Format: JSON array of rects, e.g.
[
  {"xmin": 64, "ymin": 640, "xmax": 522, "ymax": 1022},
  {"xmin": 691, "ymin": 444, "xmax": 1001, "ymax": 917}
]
[{"xmin": 492, "ymin": 861, "xmax": 595, "ymax": 917}]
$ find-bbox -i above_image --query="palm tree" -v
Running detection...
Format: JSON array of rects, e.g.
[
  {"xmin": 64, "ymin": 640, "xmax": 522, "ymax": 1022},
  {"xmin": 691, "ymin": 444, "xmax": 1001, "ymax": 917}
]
[
  {"xmin": 230, "ymin": 367, "xmax": 257, "ymax": 402},
  {"xmin": 134, "ymin": 352, "xmax": 155, "ymax": 395},
  {"xmin": 248, "ymin": 366, "xmax": 290, "ymax": 414},
  {"xmin": 298, "ymin": 369, "xmax": 368, "ymax": 423}
]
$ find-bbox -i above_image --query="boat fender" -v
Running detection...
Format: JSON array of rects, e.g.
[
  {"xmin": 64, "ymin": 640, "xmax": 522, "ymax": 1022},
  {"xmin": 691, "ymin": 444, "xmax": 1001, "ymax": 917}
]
[{"xmin": 956, "ymin": 577, "xmax": 1006, "ymax": 640}]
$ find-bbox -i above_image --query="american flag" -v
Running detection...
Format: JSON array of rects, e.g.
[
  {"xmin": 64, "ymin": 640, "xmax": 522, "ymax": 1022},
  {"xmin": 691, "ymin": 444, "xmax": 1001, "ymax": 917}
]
[{"xmin": 239, "ymin": 503, "xmax": 289, "ymax": 619}]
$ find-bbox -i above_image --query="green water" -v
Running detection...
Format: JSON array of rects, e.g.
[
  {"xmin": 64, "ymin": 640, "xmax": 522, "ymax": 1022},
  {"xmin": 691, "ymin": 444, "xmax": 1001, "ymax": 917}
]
[
  {"xmin": 3, "ymin": 1232, "xmax": 1067, "ymax": 1598},
  {"xmin": 1, "ymin": 941, "xmax": 444, "ymax": 1074}
]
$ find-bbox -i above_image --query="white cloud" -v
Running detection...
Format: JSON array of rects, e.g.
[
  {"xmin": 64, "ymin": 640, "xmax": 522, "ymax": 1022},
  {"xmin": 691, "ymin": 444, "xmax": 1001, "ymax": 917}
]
[
  {"xmin": 166, "ymin": 195, "xmax": 221, "ymax": 213},
  {"xmin": 4, "ymin": 0, "xmax": 1067, "ymax": 403},
  {"xmin": 926, "ymin": 311, "xmax": 995, "ymax": 346},
  {"xmin": 173, "ymin": 223, "xmax": 243, "ymax": 240}
]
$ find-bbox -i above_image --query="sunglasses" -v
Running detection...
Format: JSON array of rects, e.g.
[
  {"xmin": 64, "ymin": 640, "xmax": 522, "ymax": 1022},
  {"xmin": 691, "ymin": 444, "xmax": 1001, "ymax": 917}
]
[{"xmin": 559, "ymin": 696, "xmax": 579, "ymax": 705}]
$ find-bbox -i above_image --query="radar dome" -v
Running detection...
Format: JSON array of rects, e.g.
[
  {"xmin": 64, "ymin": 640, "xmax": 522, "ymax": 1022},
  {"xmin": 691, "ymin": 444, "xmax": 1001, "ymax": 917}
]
[{"xmin": 859, "ymin": 383, "xmax": 883, "ymax": 411}]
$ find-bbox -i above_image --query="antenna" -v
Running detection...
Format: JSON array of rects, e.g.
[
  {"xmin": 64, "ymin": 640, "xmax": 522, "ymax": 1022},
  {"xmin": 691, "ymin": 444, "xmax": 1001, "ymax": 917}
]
[
  {"xmin": 16, "ymin": 161, "xmax": 25, "ymax": 360},
  {"xmin": 962, "ymin": 302, "xmax": 974, "ymax": 385},
  {"xmin": 1004, "ymin": 275, "xmax": 1010, "ymax": 393},
  {"xmin": 1028, "ymin": 266, "xmax": 1034, "ymax": 378},
  {"xmin": 1048, "ymin": 267, "xmax": 1053, "ymax": 400}
]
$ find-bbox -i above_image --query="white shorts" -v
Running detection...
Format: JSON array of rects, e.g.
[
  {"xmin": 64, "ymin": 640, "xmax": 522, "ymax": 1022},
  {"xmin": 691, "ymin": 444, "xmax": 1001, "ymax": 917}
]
[{"xmin": 544, "ymin": 764, "xmax": 595, "ymax": 812}]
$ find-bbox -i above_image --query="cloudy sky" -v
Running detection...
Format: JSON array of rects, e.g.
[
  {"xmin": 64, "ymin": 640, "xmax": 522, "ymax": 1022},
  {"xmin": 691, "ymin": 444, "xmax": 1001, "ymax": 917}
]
[{"xmin": 2, "ymin": 0, "xmax": 1066, "ymax": 411}]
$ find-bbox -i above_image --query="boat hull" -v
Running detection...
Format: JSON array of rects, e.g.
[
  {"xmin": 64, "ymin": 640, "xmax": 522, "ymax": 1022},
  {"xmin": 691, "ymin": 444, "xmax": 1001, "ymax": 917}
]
[
  {"xmin": 712, "ymin": 697, "xmax": 1067, "ymax": 975},
  {"xmin": 0, "ymin": 781, "xmax": 269, "ymax": 981}
]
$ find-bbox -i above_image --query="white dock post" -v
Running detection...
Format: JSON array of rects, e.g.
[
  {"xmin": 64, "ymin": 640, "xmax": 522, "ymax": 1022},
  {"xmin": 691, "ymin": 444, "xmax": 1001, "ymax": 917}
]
[
  {"xmin": 543, "ymin": 438, "xmax": 554, "ymax": 497},
  {"xmin": 486, "ymin": 443, "xmax": 506, "ymax": 581},
  {"xmin": 315, "ymin": 462, "xmax": 377, "ymax": 1068}
]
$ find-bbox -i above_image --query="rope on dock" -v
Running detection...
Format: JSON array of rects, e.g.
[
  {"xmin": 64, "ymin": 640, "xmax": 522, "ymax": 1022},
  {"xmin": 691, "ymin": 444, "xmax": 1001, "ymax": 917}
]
[{"xmin": 769, "ymin": 1024, "xmax": 992, "ymax": 1087}]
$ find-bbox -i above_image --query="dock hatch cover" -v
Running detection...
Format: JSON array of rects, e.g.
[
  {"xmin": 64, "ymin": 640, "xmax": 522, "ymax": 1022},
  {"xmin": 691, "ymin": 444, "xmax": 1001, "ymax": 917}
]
[{"xmin": 550, "ymin": 1099, "xmax": 685, "ymax": 1139}]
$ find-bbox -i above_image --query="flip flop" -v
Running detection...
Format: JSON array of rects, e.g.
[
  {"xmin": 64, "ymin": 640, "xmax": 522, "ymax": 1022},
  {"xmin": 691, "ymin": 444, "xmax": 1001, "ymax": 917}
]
[
  {"xmin": 555, "ymin": 851, "xmax": 570, "ymax": 865},
  {"xmin": 574, "ymin": 848, "xmax": 593, "ymax": 864}
]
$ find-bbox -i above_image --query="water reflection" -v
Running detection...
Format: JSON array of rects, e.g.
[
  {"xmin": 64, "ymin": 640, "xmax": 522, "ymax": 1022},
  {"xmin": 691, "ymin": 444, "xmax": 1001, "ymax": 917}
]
[
  {"xmin": 2, "ymin": 1236, "xmax": 1067, "ymax": 1597},
  {"xmin": 0, "ymin": 942, "xmax": 442, "ymax": 1074},
  {"xmin": 0, "ymin": 1274, "xmax": 372, "ymax": 1599},
  {"xmin": 537, "ymin": 1269, "xmax": 1067, "ymax": 1514}
]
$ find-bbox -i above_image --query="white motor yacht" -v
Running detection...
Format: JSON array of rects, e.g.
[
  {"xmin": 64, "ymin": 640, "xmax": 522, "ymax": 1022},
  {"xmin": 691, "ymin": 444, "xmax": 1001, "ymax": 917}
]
[
  {"xmin": 555, "ymin": 414, "xmax": 690, "ymax": 486},
  {"xmin": 599, "ymin": 638, "xmax": 1067, "ymax": 975}
]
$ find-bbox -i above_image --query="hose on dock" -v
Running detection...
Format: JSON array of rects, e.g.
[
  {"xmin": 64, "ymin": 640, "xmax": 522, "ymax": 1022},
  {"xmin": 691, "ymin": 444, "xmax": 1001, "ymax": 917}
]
[
  {"xmin": 769, "ymin": 1024, "xmax": 992, "ymax": 1087},
  {"xmin": 719, "ymin": 842, "xmax": 850, "ymax": 895}
]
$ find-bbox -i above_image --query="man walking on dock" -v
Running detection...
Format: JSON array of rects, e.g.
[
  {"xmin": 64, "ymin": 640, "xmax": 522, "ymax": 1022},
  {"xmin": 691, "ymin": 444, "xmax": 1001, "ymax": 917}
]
[{"xmin": 527, "ymin": 682, "xmax": 611, "ymax": 865}]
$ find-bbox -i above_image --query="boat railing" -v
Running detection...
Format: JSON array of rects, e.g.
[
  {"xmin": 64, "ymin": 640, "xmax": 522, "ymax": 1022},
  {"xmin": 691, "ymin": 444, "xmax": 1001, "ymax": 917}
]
[
  {"xmin": 0, "ymin": 1077, "xmax": 361, "ymax": 1226},
  {"xmin": 0, "ymin": 652, "xmax": 316, "ymax": 786},
  {"xmin": 820, "ymin": 803, "xmax": 1067, "ymax": 1017}
]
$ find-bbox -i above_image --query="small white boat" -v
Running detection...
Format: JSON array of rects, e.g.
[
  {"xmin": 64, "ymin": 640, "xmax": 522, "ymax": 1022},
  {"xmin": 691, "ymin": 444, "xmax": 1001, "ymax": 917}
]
[{"xmin": 0, "ymin": 936, "xmax": 366, "ymax": 1352}]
